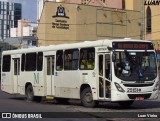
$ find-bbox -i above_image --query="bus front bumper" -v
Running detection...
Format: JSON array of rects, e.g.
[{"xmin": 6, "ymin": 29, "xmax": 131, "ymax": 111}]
[{"xmin": 111, "ymin": 89, "xmax": 159, "ymax": 102}]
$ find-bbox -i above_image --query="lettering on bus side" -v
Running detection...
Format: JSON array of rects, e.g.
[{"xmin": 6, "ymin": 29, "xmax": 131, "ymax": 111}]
[{"xmin": 34, "ymin": 73, "xmax": 39, "ymax": 84}]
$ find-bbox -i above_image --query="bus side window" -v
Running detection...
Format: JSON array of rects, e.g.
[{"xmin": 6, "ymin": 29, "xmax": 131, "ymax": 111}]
[
  {"xmin": 21, "ymin": 54, "xmax": 25, "ymax": 71},
  {"xmin": 37, "ymin": 52, "xmax": 43, "ymax": 71},
  {"xmin": 64, "ymin": 49, "xmax": 79, "ymax": 70},
  {"xmin": 2, "ymin": 55, "xmax": 11, "ymax": 72},
  {"xmin": 56, "ymin": 50, "xmax": 63, "ymax": 71},
  {"xmin": 25, "ymin": 53, "xmax": 37, "ymax": 71},
  {"xmin": 80, "ymin": 48, "xmax": 95, "ymax": 70},
  {"xmin": 99, "ymin": 55, "xmax": 103, "ymax": 76},
  {"xmin": 105, "ymin": 54, "xmax": 110, "ymax": 79}
]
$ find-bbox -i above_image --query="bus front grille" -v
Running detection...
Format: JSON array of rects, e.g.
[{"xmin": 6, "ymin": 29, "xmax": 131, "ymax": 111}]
[{"xmin": 124, "ymin": 83, "xmax": 154, "ymax": 87}]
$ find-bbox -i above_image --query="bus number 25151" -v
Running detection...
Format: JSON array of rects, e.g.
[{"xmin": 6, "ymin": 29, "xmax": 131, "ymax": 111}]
[{"xmin": 127, "ymin": 88, "xmax": 141, "ymax": 93}]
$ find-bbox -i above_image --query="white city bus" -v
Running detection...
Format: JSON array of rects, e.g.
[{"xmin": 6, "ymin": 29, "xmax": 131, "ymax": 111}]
[{"xmin": 1, "ymin": 39, "xmax": 159, "ymax": 107}]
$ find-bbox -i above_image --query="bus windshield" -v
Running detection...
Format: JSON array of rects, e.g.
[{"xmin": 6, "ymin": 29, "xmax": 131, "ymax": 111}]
[{"xmin": 114, "ymin": 51, "xmax": 157, "ymax": 81}]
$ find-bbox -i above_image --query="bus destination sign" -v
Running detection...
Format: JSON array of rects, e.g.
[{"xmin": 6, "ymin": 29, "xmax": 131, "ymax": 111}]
[{"xmin": 112, "ymin": 42, "xmax": 154, "ymax": 50}]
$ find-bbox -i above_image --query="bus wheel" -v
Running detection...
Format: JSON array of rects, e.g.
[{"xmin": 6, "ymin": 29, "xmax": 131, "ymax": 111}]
[
  {"xmin": 26, "ymin": 85, "xmax": 34, "ymax": 101},
  {"xmin": 80, "ymin": 87, "xmax": 98, "ymax": 108},
  {"xmin": 118, "ymin": 100, "xmax": 134, "ymax": 107}
]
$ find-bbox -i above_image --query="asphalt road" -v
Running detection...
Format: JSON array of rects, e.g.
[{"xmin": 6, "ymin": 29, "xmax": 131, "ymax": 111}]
[{"xmin": 0, "ymin": 89, "xmax": 160, "ymax": 121}]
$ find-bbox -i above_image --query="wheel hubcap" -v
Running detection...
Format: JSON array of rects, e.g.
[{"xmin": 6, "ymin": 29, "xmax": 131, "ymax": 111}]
[
  {"xmin": 28, "ymin": 88, "xmax": 33, "ymax": 99},
  {"xmin": 85, "ymin": 92, "xmax": 92, "ymax": 103}
]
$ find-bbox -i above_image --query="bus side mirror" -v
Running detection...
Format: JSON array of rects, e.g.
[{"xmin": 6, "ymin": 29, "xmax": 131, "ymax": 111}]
[{"xmin": 112, "ymin": 53, "xmax": 116, "ymax": 62}]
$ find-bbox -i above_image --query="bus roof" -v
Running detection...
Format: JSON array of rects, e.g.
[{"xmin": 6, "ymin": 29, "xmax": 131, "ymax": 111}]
[{"xmin": 2, "ymin": 39, "xmax": 152, "ymax": 55}]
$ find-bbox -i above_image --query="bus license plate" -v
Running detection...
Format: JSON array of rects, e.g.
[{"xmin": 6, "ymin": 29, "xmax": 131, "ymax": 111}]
[{"xmin": 136, "ymin": 97, "xmax": 144, "ymax": 100}]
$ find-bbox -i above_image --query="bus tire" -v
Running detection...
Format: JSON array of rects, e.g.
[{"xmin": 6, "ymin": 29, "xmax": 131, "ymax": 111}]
[
  {"xmin": 80, "ymin": 87, "xmax": 98, "ymax": 108},
  {"xmin": 118, "ymin": 100, "xmax": 134, "ymax": 107},
  {"xmin": 26, "ymin": 84, "xmax": 34, "ymax": 101}
]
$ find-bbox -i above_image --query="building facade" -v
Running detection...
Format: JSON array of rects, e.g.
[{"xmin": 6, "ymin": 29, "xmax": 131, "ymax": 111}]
[
  {"xmin": 37, "ymin": 0, "xmax": 123, "ymax": 21},
  {"xmin": 144, "ymin": 1, "xmax": 160, "ymax": 52},
  {"xmin": 59, "ymin": 0, "xmax": 122, "ymax": 8},
  {"xmin": 125, "ymin": 0, "xmax": 145, "ymax": 40},
  {"xmin": 125, "ymin": 0, "xmax": 160, "ymax": 52},
  {"xmin": 10, "ymin": 19, "xmax": 37, "ymax": 37},
  {"xmin": 0, "ymin": 1, "xmax": 22, "ymax": 39},
  {"xmin": 37, "ymin": 0, "xmax": 57, "ymax": 21},
  {"xmin": 37, "ymin": 2, "xmax": 141, "ymax": 46}
]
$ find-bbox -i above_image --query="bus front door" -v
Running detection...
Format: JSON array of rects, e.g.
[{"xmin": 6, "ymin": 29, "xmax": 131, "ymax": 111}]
[
  {"xmin": 13, "ymin": 58, "xmax": 20, "ymax": 94},
  {"xmin": 98, "ymin": 53, "xmax": 111, "ymax": 100},
  {"xmin": 46, "ymin": 56, "xmax": 55, "ymax": 96}
]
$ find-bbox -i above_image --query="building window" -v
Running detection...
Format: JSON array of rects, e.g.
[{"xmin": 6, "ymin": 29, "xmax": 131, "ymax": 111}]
[
  {"xmin": 82, "ymin": 0, "xmax": 87, "ymax": 4},
  {"xmin": 122, "ymin": 0, "xmax": 125, "ymax": 9},
  {"xmin": 101, "ymin": 0, "xmax": 106, "ymax": 3},
  {"xmin": 146, "ymin": 6, "xmax": 151, "ymax": 33}
]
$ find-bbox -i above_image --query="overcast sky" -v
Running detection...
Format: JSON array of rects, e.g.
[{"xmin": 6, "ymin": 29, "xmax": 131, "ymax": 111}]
[{"xmin": 2, "ymin": 0, "xmax": 37, "ymax": 22}]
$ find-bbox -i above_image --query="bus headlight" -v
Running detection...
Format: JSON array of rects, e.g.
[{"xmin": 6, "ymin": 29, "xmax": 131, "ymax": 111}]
[
  {"xmin": 114, "ymin": 82, "xmax": 125, "ymax": 92},
  {"xmin": 153, "ymin": 82, "xmax": 159, "ymax": 91}
]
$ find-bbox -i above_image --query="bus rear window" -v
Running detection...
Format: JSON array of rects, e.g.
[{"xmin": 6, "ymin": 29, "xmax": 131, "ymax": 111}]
[{"xmin": 2, "ymin": 55, "xmax": 11, "ymax": 72}]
